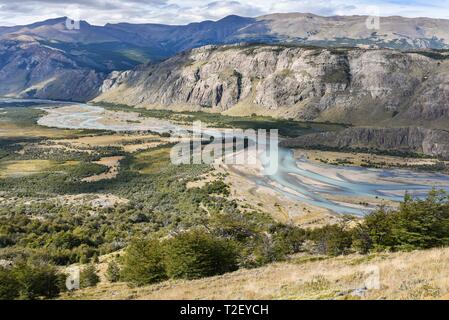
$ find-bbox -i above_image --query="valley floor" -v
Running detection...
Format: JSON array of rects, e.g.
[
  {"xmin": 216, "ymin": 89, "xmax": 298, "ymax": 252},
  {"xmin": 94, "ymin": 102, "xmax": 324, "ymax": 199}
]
[
  {"xmin": 62, "ymin": 247, "xmax": 449, "ymax": 300},
  {"xmin": 3, "ymin": 100, "xmax": 449, "ymax": 301}
]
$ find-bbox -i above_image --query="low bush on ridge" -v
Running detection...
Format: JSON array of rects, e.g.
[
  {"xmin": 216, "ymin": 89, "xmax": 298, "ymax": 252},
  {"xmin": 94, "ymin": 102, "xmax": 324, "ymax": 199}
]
[{"xmin": 119, "ymin": 190, "xmax": 449, "ymax": 286}]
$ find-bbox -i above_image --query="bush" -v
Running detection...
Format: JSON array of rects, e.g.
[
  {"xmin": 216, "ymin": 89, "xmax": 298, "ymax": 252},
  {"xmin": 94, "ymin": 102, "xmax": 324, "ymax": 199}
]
[
  {"xmin": 164, "ymin": 230, "xmax": 238, "ymax": 279},
  {"xmin": 121, "ymin": 239, "xmax": 167, "ymax": 286},
  {"xmin": 12, "ymin": 260, "xmax": 64, "ymax": 300},
  {"xmin": 105, "ymin": 261, "xmax": 121, "ymax": 283},
  {"xmin": 245, "ymin": 235, "xmax": 286, "ymax": 267},
  {"xmin": 355, "ymin": 207, "xmax": 395, "ymax": 252},
  {"xmin": 270, "ymin": 224, "xmax": 307, "ymax": 255},
  {"xmin": 0, "ymin": 267, "xmax": 20, "ymax": 300},
  {"xmin": 80, "ymin": 264, "xmax": 100, "ymax": 288},
  {"xmin": 0, "ymin": 234, "xmax": 14, "ymax": 248},
  {"xmin": 356, "ymin": 190, "xmax": 449, "ymax": 252},
  {"xmin": 309, "ymin": 224, "xmax": 353, "ymax": 256}
]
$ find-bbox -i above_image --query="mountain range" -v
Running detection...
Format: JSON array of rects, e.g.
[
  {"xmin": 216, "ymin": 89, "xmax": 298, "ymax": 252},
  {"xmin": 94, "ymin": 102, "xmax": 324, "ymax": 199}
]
[{"xmin": 1, "ymin": 13, "xmax": 449, "ymax": 119}]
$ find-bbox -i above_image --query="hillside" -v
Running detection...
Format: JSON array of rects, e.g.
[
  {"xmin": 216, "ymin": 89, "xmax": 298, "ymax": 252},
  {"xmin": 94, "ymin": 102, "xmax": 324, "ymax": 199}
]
[
  {"xmin": 3, "ymin": 13, "xmax": 449, "ymax": 56},
  {"xmin": 62, "ymin": 248, "xmax": 449, "ymax": 300},
  {"xmin": 0, "ymin": 38, "xmax": 105, "ymax": 101},
  {"xmin": 2, "ymin": 13, "xmax": 449, "ymax": 102},
  {"xmin": 262, "ymin": 13, "xmax": 449, "ymax": 49},
  {"xmin": 95, "ymin": 44, "xmax": 449, "ymax": 129}
]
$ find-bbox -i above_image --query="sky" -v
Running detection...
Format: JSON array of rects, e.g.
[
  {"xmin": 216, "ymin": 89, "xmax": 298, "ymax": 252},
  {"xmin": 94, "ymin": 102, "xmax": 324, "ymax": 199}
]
[{"xmin": 0, "ymin": 0, "xmax": 448, "ymax": 26}]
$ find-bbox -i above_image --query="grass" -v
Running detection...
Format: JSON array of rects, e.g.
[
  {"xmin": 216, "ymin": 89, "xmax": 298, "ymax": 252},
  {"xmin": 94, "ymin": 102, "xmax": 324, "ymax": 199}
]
[
  {"xmin": 0, "ymin": 160, "xmax": 76, "ymax": 178},
  {"xmin": 61, "ymin": 247, "xmax": 449, "ymax": 300},
  {"xmin": 0, "ymin": 107, "xmax": 87, "ymax": 139},
  {"xmin": 300, "ymin": 149, "xmax": 449, "ymax": 172},
  {"xmin": 130, "ymin": 145, "xmax": 173, "ymax": 175},
  {"xmin": 0, "ymin": 160, "xmax": 55, "ymax": 178}
]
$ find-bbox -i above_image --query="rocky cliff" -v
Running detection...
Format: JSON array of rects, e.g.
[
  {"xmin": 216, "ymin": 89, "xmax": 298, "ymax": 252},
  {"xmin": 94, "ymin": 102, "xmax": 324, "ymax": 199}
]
[
  {"xmin": 95, "ymin": 44, "xmax": 449, "ymax": 129},
  {"xmin": 281, "ymin": 127, "xmax": 449, "ymax": 158},
  {"xmin": 2, "ymin": 14, "xmax": 449, "ymax": 102}
]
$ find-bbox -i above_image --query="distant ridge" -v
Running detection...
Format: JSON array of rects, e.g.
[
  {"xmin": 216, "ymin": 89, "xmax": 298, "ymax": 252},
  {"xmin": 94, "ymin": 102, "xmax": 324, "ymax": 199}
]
[{"xmin": 1, "ymin": 13, "xmax": 449, "ymax": 102}]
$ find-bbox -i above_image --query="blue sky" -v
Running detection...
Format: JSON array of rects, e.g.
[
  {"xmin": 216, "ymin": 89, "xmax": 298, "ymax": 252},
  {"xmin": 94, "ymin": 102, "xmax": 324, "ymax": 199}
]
[{"xmin": 0, "ymin": 0, "xmax": 448, "ymax": 26}]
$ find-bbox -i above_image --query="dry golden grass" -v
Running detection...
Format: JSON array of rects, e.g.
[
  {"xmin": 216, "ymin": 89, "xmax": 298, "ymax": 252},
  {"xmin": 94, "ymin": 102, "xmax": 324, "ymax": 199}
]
[
  {"xmin": 61, "ymin": 247, "xmax": 449, "ymax": 300},
  {"xmin": 0, "ymin": 122, "xmax": 81, "ymax": 139},
  {"xmin": 45, "ymin": 133, "xmax": 169, "ymax": 154},
  {"xmin": 0, "ymin": 160, "xmax": 61, "ymax": 178},
  {"xmin": 298, "ymin": 149, "xmax": 445, "ymax": 168},
  {"xmin": 55, "ymin": 134, "xmax": 164, "ymax": 151},
  {"xmin": 132, "ymin": 147, "xmax": 172, "ymax": 174}
]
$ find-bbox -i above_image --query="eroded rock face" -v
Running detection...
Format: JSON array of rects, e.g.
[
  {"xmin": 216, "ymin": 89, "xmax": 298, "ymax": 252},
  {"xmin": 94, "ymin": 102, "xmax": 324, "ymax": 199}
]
[
  {"xmin": 96, "ymin": 44, "xmax": 449, "ymax": 128},
  {"xmin": 281, "ymin": 127, "xmax": 449, "ymax": 158}
]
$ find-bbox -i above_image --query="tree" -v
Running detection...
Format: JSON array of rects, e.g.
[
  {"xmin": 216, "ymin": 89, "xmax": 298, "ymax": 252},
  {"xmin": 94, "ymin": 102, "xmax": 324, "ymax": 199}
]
[
  {"xmin": 12, "ymin": 260, "xmax": 64, "ymax": 300},
  {"xmin": 309, "ymin": 224, "xmax": 353, "ymax": 256},
  {"xmin": 80, "ymin": 264, "xmax": 100, "ymax": 288},
  {"xmin": 0, "ymin": 267, "xmax": 20, "ymax": 300},
  {"xmin": 105, "ymin": 261, "xmax": 121, "ymax": 283},
  {"xmin": 360, "ymin": 206, "xmax": 396, "ymax": 251},
  {"xmin": 393, "ymin": 190, "xmax": 449, "ymax": 250},
  {"xmin": 270, "ymin": 223, "xmax": 307, "ymax": 255},
  {"xmin": 358, "ymin": 190, "xmax": 449, "ymax": 252},
  {"xmin": 164, "ymin": 230, "xmax": 238, "ymax": 280},
  {"xmin": 121, "ymin": 239, "xmax": 167, "ymax": 286}
]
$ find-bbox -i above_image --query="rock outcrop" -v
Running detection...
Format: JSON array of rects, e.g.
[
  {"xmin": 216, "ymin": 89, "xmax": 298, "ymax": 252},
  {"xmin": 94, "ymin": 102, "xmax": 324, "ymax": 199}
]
[
  {"xmin": 281, "ymin": 127, "xmax": 449, "ymax": 158},
  {"xmin": 95, "ymin": 44, "xmax": 449, "ymax": 129}
]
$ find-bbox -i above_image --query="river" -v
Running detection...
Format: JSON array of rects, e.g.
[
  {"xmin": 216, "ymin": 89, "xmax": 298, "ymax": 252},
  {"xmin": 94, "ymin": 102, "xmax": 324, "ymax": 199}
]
[{"xmin": 20, "ymin": 100, "xmax": 449, "ymax": 215}]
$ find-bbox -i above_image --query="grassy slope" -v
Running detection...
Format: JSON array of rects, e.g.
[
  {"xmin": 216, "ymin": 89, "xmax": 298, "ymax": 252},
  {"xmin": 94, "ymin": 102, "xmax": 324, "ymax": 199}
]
[
  {"xmin": 62, "ymin": 247, "xmax": 449, "ymax": 300},
  {"xmin": 0, "ymin": 106, "xmax": 88, "ymax": 139}
]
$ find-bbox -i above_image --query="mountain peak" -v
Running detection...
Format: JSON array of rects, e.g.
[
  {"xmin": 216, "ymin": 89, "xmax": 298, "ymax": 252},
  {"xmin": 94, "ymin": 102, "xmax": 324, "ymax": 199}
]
[
  {"xmin": 24, "ymin": 17, "xmax": 92, "ymax": 29},
  {"xmin": 217, "ymin": 15, "xmax": 254, "ymax": 24},
  {"xmin": 26, "ymin": 17, "xmax": 68, "ymax": 27}
]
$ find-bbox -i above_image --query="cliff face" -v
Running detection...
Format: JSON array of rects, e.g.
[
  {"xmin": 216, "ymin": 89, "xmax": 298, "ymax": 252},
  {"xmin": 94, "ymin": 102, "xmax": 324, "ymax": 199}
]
[
  {"xmin": 95, "ymin": 44, "xmax": 449, "ymax": 129},
  {"xmin": 281, "ymin": 127, "xmax": 449, "ymax": 158},
  {"xmin": 3, "ymin": 14, "xmax": 449, "ymax": 104}
]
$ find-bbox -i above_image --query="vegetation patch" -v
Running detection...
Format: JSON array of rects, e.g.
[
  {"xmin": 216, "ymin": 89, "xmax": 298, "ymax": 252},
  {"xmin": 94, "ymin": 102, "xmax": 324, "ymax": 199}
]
[
  {"xmin": 95, "ymin": 102, "xmax": 348, "ymax": 138},
  {"xmin": 0, "ymin": 160, "xmax": 60, "ymax": 178}
]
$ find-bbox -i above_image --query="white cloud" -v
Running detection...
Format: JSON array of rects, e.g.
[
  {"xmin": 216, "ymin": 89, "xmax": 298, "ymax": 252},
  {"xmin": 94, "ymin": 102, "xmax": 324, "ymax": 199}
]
[{"xmin": 0, "ymin": 0, "xmax": 448, "ymax": 26}]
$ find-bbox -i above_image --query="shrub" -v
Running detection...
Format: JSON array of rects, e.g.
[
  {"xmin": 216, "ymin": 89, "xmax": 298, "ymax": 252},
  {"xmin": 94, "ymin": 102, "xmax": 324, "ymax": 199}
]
[
  {"xmin": 270, "ymin": 224, "xmax": 307, "ymax": 255},
  {"xmin": 0, "ymin": 234, "xmax": 14, "ymax": 248},
  {"xmin": 12, "ymin": 260, "xmax": 64, "ymax": 300},
  {"xmin": 80, "ymin": 264, "xmax": 100, "ymax": 288},
  {"xmin": 209, "ymin": 211, "xmax": 263, "ymax": 241},
  {"xmin": 91, "ymin": 253, "xmax": 99, "ymax": 263},
  {"xmin": 0, "ymin": 267, "xmax": 20, "ymax": 300},
  {"xmin": 309, "ymin": 224, "xmax": 353, "ymax": 256},
  {"xmin": 121, "ymin": 239, "xmax": 167, "ymax": 286},
  {"xmin": 359, "ymin": 190, "xmax": 449, "ymax": 251},
  {"xmin": 356, "ymin": 206, "xmax": 396, "ymax": 252},
  {"xmin": 105, "ymin": 261, "xmax": 121, "ymax": 283},
  {"xmin": 246, "ymin": 235, "xmax": 286, "ymax": 267},
  {"xmin": 165, "ymin": 230, "xmax": 238, "ymax": 280}
]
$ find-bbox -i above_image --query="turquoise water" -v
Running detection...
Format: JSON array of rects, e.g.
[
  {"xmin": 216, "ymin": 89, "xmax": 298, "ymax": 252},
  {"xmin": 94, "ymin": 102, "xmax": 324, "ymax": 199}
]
[
  {"xmin": 258, "ymin": 148, "xmax": 449, "ymax": 215},
  {"xmin": 32, "ymin": 101, "xmax": 449, "ymax": 215}
]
